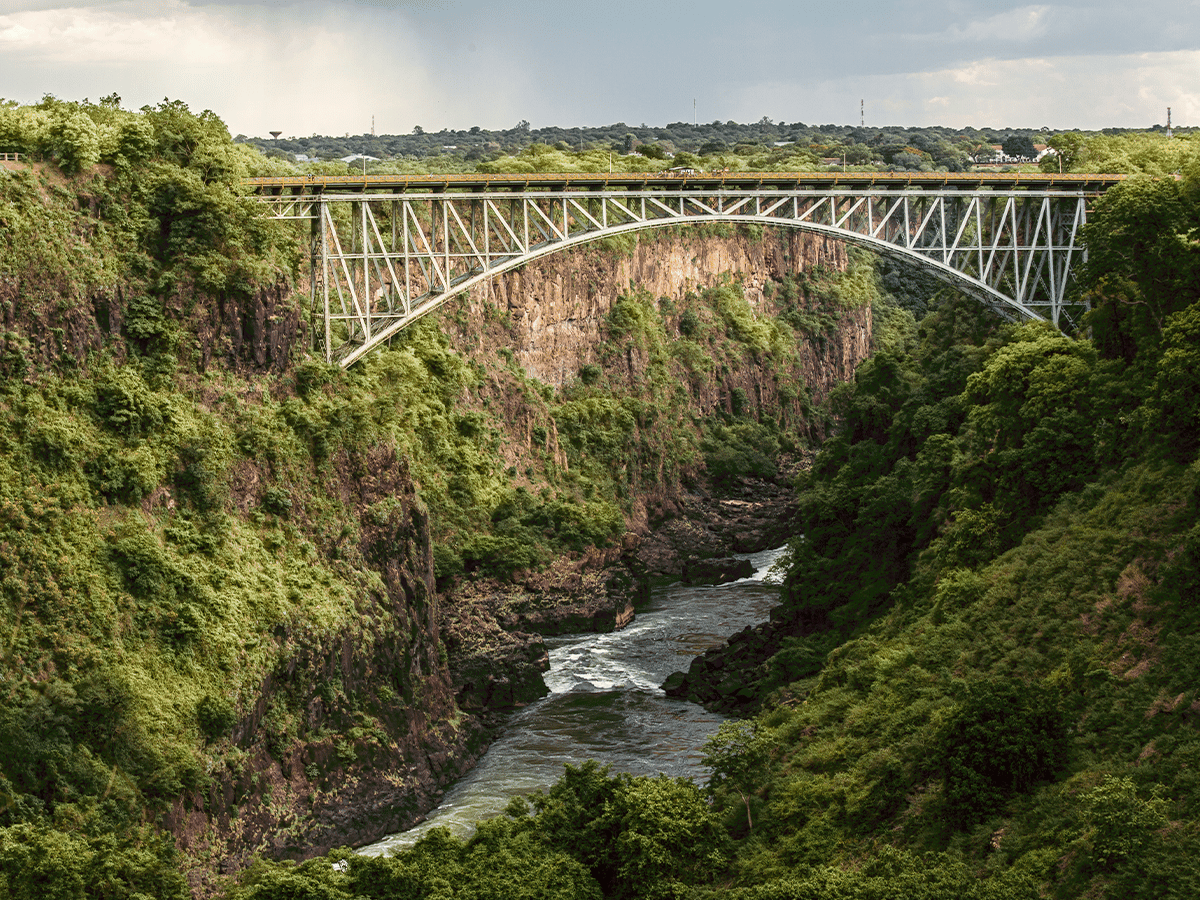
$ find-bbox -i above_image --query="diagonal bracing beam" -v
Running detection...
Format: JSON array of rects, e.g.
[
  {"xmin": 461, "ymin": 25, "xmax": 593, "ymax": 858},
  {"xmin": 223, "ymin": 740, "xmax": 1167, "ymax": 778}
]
[{"xmin": 275, "ymin": 185, "xmax": 1094, "ymax": 367}]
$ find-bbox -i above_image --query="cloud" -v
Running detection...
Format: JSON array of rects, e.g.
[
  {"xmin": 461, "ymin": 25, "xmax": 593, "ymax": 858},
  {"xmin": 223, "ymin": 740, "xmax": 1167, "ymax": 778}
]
[
  {"xmin": 0, "ymin": 4, "xmax": 231, "ymax": 65},
  {"xmin": 741, "ymin": 50, "xmax": 1198, "ymax": 129},
  {"xmin": 0, "ymin": 2, "xmax": 1196, "ymax": 133},
  {"xmin": 944, "ymin": 5, "xmax": 1053, "ymax": 43}
]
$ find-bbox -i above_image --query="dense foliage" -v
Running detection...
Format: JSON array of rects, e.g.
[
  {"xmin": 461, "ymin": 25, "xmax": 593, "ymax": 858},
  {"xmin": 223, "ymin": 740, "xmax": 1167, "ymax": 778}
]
[
  {"xmin": 238, "ymin": 119, "xmax": 1194, "ymax": 178},
  {"xmin": 3, "ymin": 94, "xmax": 1199, "ymax": 899},
  {"xmin": 0, "ymin": 96, "xmax": 884, "ymax": 896},
  {"xmin": 223, "ymin": 142, "xmax": 1200, "ymax": 900}
]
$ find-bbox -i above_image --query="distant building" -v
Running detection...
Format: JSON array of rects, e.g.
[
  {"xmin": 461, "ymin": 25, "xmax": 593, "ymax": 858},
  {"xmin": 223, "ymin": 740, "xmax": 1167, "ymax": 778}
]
[{"xmin": 340, "ymin": 154, "xmax": 380, "ymax": 164}]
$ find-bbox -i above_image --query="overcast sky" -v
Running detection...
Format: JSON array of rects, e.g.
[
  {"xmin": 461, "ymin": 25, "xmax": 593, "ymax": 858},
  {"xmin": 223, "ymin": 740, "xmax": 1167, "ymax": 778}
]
[{"xmin": 1, "ymin": 0, "xmax": 1196, "ymax": 137}]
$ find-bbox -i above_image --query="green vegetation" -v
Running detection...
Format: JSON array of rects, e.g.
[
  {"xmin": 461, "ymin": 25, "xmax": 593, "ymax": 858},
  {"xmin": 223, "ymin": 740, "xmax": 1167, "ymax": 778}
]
[
  {"xmin": 4, "ymin": 93, "xmax": 1199, "ymax": 899},
  {"xmin": 1040, "ymin": 130, "xmax": 1199, "ymax": 175},
  {"xmin": 225, "ymin": 763, "xmax": 728, "ymax": 900},
  {"xmin": 0, "ymin": 95, "xmax": 885, "ymax": 895},
  {"xmin": 239, "ymin": 118, "xmax": 1194, "ymax": 178},
  {"xmin": 222, "ymin": 136, "xmax": 1200, "ymax": 900}
]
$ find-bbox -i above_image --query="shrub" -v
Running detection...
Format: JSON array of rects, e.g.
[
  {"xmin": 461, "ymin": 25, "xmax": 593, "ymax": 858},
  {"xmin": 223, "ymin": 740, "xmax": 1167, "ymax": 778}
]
[
  {"xmin": 196, "ymin": 695, "xmax": 236, "ymax": 743},
  {"xmin": 938, "ymin": 678, "xmax": 1068, "ymax": 825},
  {"xmin": 88, "ymin": 444, "xmax": 160, "ymax": 503},
  {"xmin": 702, "ymin": 422, "xmax": 779, "ymax": 489},
  {"xmin": 459, "ymin": 533, "xmax": 545, "ymax": 579},
  {"xmin": 92, "ymin": 366, "xmax": 164, "ymax": 439},
  {"xmin": 260, "ymin": 485, "xmax": 293, "ymax": 518},
  {"xmin": 1084, "ymin": 775, "xmax": 1168, "ymax": 870},
  {"xmin": 678, "ymin": 308, "xmax": 699, "ymax": 337}
]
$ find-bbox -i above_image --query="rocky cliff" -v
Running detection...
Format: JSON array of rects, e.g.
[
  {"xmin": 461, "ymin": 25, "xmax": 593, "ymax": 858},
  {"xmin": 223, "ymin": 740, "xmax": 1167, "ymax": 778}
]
[
  {"xmin": 435, "ymin": 226, "xmax": 873, "ymax": 545},
  {"xmin": 428, "ymin": 227, "xmax": 876, "ymax": 722},
  {"xmin": 0, "ymin": 159, "xmax": 878, "ymax": 898},
  {"xmin": 448, "ymin": 227, "xmax": 869, "ymax": 407},
  {"xmin": 165, "ymin": 447, "xmax": 488, "ymax": 895}
]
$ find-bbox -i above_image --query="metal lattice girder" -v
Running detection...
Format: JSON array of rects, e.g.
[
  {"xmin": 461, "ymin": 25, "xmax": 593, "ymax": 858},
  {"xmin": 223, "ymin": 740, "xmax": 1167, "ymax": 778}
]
[{"xmin": 250, "ymin": 175, "xmax": 1115, "ymax": 367}]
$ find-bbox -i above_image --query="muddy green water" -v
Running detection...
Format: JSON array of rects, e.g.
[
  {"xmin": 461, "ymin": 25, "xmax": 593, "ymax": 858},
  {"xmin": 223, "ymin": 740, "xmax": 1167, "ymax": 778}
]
[{"xmin": 360, "ymin": 546, "xmax": 785, "ymax": 855}]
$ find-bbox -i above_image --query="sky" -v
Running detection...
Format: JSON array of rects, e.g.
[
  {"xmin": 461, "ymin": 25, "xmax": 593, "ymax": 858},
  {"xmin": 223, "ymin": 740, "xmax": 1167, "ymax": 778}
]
[{"xmin": 0, "ymin": 0, "xmax": 1196, "ymax": 138}]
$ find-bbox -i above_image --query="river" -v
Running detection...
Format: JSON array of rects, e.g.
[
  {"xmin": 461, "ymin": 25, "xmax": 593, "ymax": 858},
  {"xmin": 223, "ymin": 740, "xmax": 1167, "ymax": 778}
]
[{"xmin": 360, "ymin": 545, "xmax": 786, "ymax": 856}]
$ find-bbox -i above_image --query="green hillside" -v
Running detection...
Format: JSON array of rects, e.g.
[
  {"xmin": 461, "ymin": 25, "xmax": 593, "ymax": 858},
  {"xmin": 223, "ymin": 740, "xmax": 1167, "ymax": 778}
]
[
  {"xmin": 1, "ymin": 94, "xmax": 1197, "ymax": 898},
  {"xmin": 217, "ymin": 150, "xmax": 1200, "ymax": 899}
]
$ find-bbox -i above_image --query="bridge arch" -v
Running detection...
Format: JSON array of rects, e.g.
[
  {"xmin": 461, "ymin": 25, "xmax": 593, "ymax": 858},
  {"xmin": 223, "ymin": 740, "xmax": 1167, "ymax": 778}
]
[{"xmin": 249, "ymin": 173, "xmax": 1118, "ymax": 367}]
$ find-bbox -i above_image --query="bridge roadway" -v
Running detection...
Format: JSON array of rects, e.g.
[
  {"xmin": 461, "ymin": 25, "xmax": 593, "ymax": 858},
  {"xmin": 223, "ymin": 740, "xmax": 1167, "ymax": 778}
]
[
  {"xmin": 245, "ymin": 171, "xmax": 1124, "ymax": 197},
  {"xmin": 244, "ymin": 171, "xmax": 1127, "ymax": 367}
]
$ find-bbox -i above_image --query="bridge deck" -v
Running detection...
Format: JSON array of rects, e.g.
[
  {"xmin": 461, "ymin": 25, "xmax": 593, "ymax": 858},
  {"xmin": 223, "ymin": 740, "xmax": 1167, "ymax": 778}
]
[{"xmin": 245, "ymin": 171, "xmax": 1126, "ymax": 197}]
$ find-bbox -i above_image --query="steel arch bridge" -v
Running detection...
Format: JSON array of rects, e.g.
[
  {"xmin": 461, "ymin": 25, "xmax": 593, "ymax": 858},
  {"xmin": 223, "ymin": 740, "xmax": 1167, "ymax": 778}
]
[{"xmin": 247, "ymin": 172, "xmax": 1124, "ymax": 368}]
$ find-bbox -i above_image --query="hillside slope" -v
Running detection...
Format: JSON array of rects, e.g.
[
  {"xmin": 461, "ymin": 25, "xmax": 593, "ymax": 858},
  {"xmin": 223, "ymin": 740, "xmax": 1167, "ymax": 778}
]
[{"xmin": 0, "ymin": 96, "xmax": 886, "ymax": 895}]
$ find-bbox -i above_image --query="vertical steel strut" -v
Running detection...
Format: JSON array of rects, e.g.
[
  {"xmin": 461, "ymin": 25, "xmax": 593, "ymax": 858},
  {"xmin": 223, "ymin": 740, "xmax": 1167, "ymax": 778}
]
[{"xmin": 276, "ymin": 187, "xmax": 1091, "ymax": 366}]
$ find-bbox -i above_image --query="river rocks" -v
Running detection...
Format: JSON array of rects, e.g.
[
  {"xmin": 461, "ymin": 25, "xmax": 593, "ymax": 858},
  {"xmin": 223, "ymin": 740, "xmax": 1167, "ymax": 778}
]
[
  {"xmin": 450, "ymin": 627, "xmax": 551, "ymax": 711},
  {"xmin": 661, "ymin": 671, "xmax": 688, "ymax": 694},
  {"xmin": 636, "ymin": 458, "xmax": 808, "ymax": 579},
  {"xmin": 680, "ymin": 556, "xmax": 754, "ymax": 585},
  {"xmin": 439, "ymin": 537, "xmax": 649, "ymax": 717},
  {"xmin": 663, "ymin": 619, "xmax": 791, "ymax": 713}
]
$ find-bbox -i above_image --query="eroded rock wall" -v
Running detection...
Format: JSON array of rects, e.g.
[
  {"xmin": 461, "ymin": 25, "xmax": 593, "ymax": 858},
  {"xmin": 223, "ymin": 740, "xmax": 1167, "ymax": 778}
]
[
  {"xmin": 449, "ymin": 228, "xmax": 868, "ymax": 406},
  {"xmin": 168, "ymin": 448, "xmax": 487, "ymax": 895}
]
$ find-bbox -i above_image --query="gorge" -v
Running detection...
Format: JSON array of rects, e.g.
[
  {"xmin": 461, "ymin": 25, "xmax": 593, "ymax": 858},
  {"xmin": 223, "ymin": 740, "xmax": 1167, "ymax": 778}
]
[{"xmin": 3, "ymin": 99, "xmax": 1199, "ymax": 900}]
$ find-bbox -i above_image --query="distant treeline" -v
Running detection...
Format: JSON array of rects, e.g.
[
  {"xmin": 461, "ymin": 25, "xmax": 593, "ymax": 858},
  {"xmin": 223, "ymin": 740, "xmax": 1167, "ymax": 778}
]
[{"xmin": 236, "ymin": 118, "xmax": 1195, "ymax": 174}]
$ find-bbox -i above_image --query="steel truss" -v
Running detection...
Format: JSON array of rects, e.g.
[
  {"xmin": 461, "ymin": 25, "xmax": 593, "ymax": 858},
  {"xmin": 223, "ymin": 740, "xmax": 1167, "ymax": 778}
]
[{"xmin": 262, "ymin": 187, "xmax": 1089, "ymax": 367}]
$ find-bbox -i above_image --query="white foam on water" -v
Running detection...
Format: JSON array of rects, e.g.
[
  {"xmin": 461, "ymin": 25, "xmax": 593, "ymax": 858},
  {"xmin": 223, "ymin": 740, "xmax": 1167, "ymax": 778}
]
[{"xmin": 358, "ymin": 545, "xmax": 790, "ymax": 856}]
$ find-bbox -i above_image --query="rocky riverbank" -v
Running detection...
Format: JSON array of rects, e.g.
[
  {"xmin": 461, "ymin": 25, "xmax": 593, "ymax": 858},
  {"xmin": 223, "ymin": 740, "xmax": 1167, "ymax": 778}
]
[
  {"xmin": 439, "ymin": 537, "xmax": 650, "ymax": 718},
  {"xmin": 441, "ymin": 467, "xmax": 807, "ymax": 725},
  {"xmin": 662, "ymin": 611, "xmax": 796, "ymax": 713},
  {"xmin": 635, "ymin": 460, "xmax": 808, "ymax": 579}
]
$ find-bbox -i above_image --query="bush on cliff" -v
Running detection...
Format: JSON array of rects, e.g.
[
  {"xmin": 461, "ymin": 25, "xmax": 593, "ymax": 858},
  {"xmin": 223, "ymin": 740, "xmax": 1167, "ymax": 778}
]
[{"xmin": 228, "ymin": 762, "xmax": 728, "ymax": 900}]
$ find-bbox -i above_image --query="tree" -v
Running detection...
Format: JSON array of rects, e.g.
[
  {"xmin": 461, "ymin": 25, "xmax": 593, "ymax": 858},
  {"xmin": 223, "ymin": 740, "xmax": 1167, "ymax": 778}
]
[
  {"xmin": 1078, "ymin": 176, "xmax": 1200, "ymax": 361},
  {"xmin": 968, "ymin": 142, "xmax": 995, "ymax": 164},
  {"xmin": 1145, "ymin": 301, "xmax": 1200, "ymax": 458},
  {"xmin": 1002, "ymin": 134, "xmax": 1037, "ymax": 160},
  {"xmin": 610, "ymin": 775, "xmax": 729, "ymax": 899},
  {"xmin": 1084, "ymin": 776, "xmax": 1168, "ymax": 870},
  {"xmin": 1040, "ymin": 132, "xmax": 1086, "ymax": 172},
  {"xmin": 702, "ymin": 719, "xmax": 774, "ymax": 831},
  {"xmin": 937, "ymin": 678, "xmax": 1067, "ymax": 825},
  {"xmin": 952, "ymin": 324, "xmax": 1101, "ymax": 538},
  {"xmin": 52, "ymin": 110, "xmax": 100, "ymax": 174},
  {"xmin": 529, "ymin": 763, "xmax": 728, "ymax": 899}
]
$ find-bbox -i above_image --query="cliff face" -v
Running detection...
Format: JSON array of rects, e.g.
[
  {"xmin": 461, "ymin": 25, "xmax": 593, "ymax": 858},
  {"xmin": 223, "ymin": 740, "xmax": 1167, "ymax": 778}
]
[
  {"xmin": 425, "ymin": 228, "xmax": 877, "ymax": 720},
  {"xmin": 450, "ymin": 228, "xmax": 869, "ymax": 407},
  {"xmin": 0, "ymin": 278, "xmax": 304, "ymax": 376},
  {"xmin": 168, "ymin": 447, "xmax": 487, "ymax": 894},
  {"xmin": 433, "ymin": 227, "xmax": 872, "ymax": 535}
]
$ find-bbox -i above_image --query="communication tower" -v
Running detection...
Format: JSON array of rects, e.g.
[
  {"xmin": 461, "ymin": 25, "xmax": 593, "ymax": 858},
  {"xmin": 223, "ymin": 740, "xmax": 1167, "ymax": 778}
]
[{"xmin": 1167, "ymin": 107, "xmax": 1173, "ymax": 139}]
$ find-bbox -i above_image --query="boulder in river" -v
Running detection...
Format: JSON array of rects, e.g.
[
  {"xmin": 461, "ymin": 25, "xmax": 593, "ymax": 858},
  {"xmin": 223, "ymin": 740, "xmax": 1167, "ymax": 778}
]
[{"xmin": 680, "ymin": 556, "xmax": 754, "ymax": 585}]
